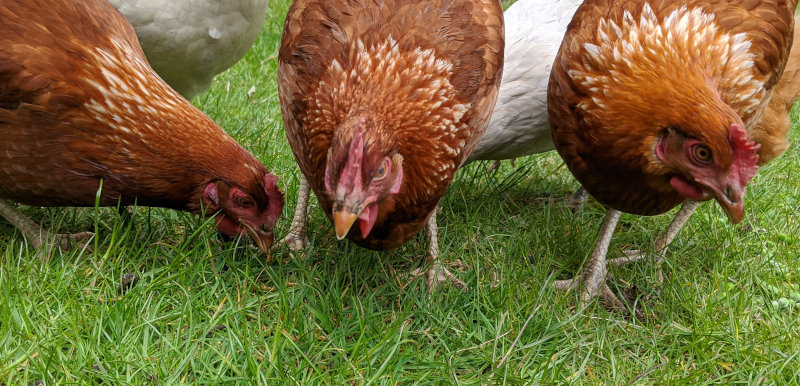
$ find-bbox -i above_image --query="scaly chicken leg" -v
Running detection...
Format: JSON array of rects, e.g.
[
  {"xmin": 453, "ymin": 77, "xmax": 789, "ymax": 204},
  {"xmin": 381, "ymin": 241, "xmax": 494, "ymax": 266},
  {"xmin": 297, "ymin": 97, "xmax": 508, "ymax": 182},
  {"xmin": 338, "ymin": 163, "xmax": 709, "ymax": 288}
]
[
  {"xmin": 552, "ymin": 209, "xmax": 627, "ymax": 311},
  {"xmin": 274, "ymin": 175, "xmax": 312, "ymax": 252},
  {"xmin": 410, "ymin": 210, "xmax": 467, "ymax": 292},
  {"xmin": 553, "ymin": 200, "xmax": 701, "ymax": 313},
  {"xmin": 613, "ymin": 200, "xmax": 701, "ymax": 283},
  {"xmin": 0, "ymin": 200, "xmax": 93, "ymax": 255}
]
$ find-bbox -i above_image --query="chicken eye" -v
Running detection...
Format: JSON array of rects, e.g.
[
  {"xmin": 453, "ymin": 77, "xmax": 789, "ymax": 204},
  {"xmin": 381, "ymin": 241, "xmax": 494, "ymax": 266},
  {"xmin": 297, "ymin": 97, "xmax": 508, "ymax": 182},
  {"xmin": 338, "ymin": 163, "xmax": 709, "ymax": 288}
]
[
  {"xmin": 693, "ymin": 145, "xmax": 713, "ymax": 163},
  {"xmin": 236, "ymin": 197, "xmax": 254, "ymax": 208},
  {"xmin": 374, "ymin": 160, "xmax": 388, "ymax": 180}
]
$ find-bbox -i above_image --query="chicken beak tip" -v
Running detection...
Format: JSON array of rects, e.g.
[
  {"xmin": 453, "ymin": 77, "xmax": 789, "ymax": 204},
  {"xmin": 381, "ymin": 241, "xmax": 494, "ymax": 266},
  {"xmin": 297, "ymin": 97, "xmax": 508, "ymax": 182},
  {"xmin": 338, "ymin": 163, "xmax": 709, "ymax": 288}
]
[
  {"xmin": 333, "ymin": 210, "xmax": 358, "ymax": 241},
  {"xmin": 246, "ymin": 227, "xmax": 274, "ymax": 255}
]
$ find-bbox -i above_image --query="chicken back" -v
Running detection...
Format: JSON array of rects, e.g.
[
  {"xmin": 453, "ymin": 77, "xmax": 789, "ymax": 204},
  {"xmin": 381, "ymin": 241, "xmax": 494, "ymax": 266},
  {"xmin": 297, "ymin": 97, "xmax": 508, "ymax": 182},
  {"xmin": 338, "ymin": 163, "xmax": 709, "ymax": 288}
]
[
  {"xmin": 0, "ymin": 0, "xmax": 284, "ymax": 252},
  {"xmin": 278, "ymin": 0, "xmax": 503, "ymax": 250},
  {"xmin": 549, "ymin": 0, "xmax": 795, "ymax": 221}
]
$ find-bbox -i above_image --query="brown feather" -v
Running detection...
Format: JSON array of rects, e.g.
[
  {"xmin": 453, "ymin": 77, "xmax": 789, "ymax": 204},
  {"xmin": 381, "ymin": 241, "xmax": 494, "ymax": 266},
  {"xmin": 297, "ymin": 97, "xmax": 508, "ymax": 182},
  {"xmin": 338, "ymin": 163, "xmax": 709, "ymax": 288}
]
[
  {"xmin": 751, "ymin": 17, "xmax": 800, "ymax": 165},
  {"xmin": 279, "ymin": 0, "xmax": 503, "ymax": 249},
  {"xmin": 0, "ymin": 0, "xmax": 282, "ymax": 227},
  {"xmin": 548, "ymin": 0, "xmax": 795, "ymax": 216}
]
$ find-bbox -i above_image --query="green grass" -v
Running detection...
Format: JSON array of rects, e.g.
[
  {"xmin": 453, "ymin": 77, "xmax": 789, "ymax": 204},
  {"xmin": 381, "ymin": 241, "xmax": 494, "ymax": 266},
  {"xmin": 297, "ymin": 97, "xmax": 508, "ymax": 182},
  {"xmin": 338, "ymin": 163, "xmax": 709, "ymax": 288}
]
[{"xmin": 2, "ymin": 1, "xmax": 800, "ymax": 383}]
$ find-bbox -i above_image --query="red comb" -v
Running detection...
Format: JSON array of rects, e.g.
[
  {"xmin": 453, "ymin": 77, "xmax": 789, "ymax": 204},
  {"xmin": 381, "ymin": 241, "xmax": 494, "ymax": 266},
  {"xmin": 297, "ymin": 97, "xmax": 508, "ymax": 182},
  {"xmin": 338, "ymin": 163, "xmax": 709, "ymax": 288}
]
[
  {"xmin": 729, "ymin": 124, "xmax": 760, "ymax": 185},
  {"xmin": 263, "ymin": 173, "xmax": 285, "ymax": 217}
]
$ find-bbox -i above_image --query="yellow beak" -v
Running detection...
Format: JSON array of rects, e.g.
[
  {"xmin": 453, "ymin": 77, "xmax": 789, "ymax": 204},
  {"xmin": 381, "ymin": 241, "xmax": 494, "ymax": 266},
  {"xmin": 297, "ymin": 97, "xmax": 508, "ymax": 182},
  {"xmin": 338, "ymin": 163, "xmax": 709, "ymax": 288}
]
[{"xmin": 333, "ymin": 210, "xmax": 359, "ymax": 240}]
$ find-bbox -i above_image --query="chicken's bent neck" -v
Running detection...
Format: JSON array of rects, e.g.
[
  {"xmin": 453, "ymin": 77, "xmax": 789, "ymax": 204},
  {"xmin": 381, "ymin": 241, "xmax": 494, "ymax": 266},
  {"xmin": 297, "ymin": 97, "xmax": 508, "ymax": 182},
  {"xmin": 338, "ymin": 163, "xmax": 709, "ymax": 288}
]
[
  {"xmin": 80, "ymin": 35, "xmax": 267, "ymax": 212},
  {"xmin": 568, "ymin": 3, "xmax": 766, "ymax": 126}
]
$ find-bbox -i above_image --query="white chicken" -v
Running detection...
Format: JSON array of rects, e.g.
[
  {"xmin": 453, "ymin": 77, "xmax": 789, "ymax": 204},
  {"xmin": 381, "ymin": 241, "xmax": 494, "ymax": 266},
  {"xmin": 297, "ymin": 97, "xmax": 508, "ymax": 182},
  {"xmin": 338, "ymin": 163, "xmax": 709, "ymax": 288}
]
[
  {"xmin": 108, "ymin": 0, "xmax": 269, "ymax": 99},
  {"xmin": 468, "ymin": 0, "xmax": 583, "ymax": 162}
]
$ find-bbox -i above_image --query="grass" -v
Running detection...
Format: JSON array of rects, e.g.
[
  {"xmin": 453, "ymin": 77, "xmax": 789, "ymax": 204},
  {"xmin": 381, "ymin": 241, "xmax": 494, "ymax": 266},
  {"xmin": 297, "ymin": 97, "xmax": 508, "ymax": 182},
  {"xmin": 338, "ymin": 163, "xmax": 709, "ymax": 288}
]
[{"xmin": 2, "ymin": 0, "xmax": 800, "ymax": 383}]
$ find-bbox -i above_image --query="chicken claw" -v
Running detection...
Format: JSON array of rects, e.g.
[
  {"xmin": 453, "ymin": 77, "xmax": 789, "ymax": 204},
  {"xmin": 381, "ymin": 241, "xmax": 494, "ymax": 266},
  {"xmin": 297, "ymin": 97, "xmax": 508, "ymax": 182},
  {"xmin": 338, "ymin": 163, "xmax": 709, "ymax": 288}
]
[
  {"xmin": 409, "ymin": 210, "xmax": 467, "ymax": 292},
  {"xmin": 273, "ymin": 175, "xmax": 311, "ymax": 253},
  {"xmin": 534, "ymin": 187, "xmax": 588, "ymax": 212},
  {"xmin": 0, "ymin": 200, "xmax": 93, "ymax": 257},
  {"xmin": 552, "ymin": 209, "xmax": 631, "ymax": 313}
]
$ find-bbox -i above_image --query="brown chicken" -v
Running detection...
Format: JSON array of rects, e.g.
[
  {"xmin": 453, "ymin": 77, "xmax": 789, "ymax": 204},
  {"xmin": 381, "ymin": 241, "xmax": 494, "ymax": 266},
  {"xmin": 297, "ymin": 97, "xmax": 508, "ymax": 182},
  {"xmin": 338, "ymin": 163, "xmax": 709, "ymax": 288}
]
[
  {"xmin": 547, "ymin": 0, "xmax": 796, "ymax": 310},
  {"xmin": 277, "ymin": 0, "xmax": 503, "ymax": 289},
  {"xmin": 0, "ymin": 0, "xmax": 284, "ymax": 253}
]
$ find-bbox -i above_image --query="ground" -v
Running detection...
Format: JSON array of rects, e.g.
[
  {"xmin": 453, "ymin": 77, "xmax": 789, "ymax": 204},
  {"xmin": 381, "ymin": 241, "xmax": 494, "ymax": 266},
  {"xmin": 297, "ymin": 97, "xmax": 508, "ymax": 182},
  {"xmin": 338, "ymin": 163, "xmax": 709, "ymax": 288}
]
[{"xmin": 1, "ymin": 0, "xmax": 799, "ymax": 383}]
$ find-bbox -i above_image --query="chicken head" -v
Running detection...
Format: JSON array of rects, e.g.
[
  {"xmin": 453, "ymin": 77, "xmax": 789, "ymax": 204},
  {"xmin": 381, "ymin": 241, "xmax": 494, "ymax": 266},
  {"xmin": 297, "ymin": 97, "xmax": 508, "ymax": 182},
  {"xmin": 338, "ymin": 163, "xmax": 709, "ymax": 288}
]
[
  {"xmin": 203, "ymin": 174, "xmax": 284, "ymax": 252},
  {"xmin": 323, "ymin": 118, "xmax": 404, "ymax": 240},
  {"xmin": 655, "ymin": 124, "xmax": 760, "ymax": 223}
]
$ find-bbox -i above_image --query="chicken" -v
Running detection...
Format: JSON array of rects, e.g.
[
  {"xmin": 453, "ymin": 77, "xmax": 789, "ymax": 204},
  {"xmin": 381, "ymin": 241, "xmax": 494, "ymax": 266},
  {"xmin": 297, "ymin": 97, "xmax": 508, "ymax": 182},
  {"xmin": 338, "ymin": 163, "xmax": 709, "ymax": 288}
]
[
  {"xmin": 547, "ymin": 0, "xmax": 795, "ymax": 311},
  {"xmin": 469, "ymin": 0, "xmax": 582, "ymax": 162},
  {"xmin": 107, "ymin": 0, "xmax": 269, "ymax": 99},
  {"xmin": 0, "ymin": 0, "xmax": 284, "ymax": 254},
  {"xmin": 750, "ymin": 17, "xmax": 800, "ymax": 166},
  {"xmin": 466, "ymin": 0, "xmax": 587, "ymax": 208},
  {"xmin": 277, "ymin": 0, "xmax": 504, "ymax": 290}
]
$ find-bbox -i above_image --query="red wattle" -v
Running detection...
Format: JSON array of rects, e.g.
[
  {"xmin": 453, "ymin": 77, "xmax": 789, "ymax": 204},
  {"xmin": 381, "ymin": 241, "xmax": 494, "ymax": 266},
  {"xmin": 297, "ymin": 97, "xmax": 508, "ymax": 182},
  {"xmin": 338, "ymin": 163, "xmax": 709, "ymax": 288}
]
[{"xmin": 358, "ymin": 204, "xmax": 378, "ymax": 238}]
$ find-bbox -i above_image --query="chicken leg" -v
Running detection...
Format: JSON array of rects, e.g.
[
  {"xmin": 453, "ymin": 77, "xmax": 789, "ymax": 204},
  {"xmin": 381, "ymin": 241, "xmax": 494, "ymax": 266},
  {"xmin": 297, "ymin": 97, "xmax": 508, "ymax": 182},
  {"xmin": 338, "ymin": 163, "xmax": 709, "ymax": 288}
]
[
  {"xmin": 0, "ymin": 200, "xmax": 93, "ymax": 255},
  {"xmin": 612, "ymin": 200, "xmax": 701, "ymax": 283},
  {"xmin": 273, "ymin": 175, "xmax": 311, "ymax": 252},
  {"xmin": 553, "ymin": 200, "xmax": 701, "ymax": 314},
  {"xmin": 410, "ymin": 210, "xmax": 467, "ymax": 292},
  {"xmin": 552, "ymin": 209, "xmax": 628, "ymax": 311}
]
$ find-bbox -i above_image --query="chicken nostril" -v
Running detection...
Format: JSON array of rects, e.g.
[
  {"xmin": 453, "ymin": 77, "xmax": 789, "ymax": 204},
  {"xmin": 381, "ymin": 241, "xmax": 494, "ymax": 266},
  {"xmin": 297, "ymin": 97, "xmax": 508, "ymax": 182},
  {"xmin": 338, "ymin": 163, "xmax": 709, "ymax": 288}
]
[{"xmin": 725, "ymin": 186, "xmax": 735, "ymax": 201}]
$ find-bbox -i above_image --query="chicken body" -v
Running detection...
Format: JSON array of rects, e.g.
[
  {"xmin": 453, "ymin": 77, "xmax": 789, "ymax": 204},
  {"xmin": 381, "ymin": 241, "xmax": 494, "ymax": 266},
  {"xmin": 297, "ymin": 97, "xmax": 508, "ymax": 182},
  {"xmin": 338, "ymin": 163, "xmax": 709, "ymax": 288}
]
[
  {"xmin": 278, "ymin": 0, "xmax": 503, "ymax": 289},
  {"xmin": 468, "ymin": 0, "xmax": 583, "ymax": 162},
  {"xmin": 108, "ymin": 0, "xmax": 269, "ymax": 99},
  {"xmin": 547, "ymin": 0, "xmax": 795, "ymax": 311},
  {"xmin": 0, "ymin": 0, "xmax": 284, "ymax": 253}
]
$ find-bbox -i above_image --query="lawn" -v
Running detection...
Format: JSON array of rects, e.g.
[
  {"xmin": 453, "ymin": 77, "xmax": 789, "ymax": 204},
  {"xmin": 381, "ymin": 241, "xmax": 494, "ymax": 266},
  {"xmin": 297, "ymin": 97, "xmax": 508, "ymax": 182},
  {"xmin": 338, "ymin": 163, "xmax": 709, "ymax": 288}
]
[{"xmin": 2, "ymin": 0, "xmax": 800, "ymax": 383}]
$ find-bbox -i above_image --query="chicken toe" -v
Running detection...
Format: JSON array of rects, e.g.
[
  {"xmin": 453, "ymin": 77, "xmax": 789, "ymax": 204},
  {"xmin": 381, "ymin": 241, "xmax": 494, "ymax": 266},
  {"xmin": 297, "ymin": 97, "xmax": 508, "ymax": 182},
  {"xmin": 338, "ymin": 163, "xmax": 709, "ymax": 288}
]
[
  {"xmin": 534, "ymin": 187, "xmax": 588, "ymax": 211},
  {"xmin": 565, "ymin": 187, "xmax": 588, "ymax": 211},
  {"xmin": 0, "ymin": 200, "xmax": 93, "ymax": 255},
  {"xmin": 552, "ymin": 209, "xmax": 622, "ymax": 309},
  {"xmin": 409, "ymin": 210, "xmax": 467, "ymax": 292},
  {"xmin": 612, "ymin": 200, "xmax": 701, "ymax": 284}
]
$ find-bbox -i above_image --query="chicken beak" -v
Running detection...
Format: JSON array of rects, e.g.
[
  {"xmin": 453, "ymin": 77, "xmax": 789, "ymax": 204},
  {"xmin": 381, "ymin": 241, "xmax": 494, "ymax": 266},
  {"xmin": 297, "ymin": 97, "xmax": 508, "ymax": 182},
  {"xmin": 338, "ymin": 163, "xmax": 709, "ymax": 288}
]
[
  {"xmin": 244, "ymin": 224, "xmax": 274, "ymax": 256},
  {"xmin": 712, "ymin": 184, "xmax": 746, "ymax": 224},
  {"xmin": 333, "ymin": 208, "xmax": 360, "ymax": 240}
]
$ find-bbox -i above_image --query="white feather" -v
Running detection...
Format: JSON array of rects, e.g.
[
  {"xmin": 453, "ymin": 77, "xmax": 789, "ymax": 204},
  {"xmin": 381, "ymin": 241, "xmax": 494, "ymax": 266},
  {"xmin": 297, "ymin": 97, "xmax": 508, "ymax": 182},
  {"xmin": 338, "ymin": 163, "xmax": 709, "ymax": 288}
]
[
  {"xmin": 468, "ymin": 0, "xmax": 583, "ymax": 161},
  {"xmin": 108, "ymin": 0, "xmax": 269, "ymax": 98}
]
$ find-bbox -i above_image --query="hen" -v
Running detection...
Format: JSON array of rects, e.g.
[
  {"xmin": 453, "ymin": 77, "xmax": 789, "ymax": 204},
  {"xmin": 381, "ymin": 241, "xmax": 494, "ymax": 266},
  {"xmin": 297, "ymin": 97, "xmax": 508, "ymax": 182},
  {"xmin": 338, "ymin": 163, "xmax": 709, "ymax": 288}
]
[
  {"xmin": 0, "ymin": 0, "xmax": 284, "ymax": 253},
  {"xmin": 278, "ymin": 0, "xmax": 503, "ymax": 289},
  {"xmin": 466, "ymin": 0, "xmax": 587, "ymax": 208},
  {"xmin": 469, "ymin": 0, "xmax": 582, "ymax": 162},
  {"xmin": 108, "ymin": 0, "xmax": 269, "ymax": 98},
  {"xmin": 547, "ymin": 0, "xmax": 796, "ymax": 310}
]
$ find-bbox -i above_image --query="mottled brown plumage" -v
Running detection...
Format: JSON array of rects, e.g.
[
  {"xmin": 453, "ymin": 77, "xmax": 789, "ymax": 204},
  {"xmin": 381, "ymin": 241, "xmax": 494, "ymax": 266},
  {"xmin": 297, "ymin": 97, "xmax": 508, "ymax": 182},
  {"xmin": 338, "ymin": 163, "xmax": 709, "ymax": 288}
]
[
  {"xmin": 278, "ymin": 0, "xmax": 503, "ymax": 250},
  {"xmin": 547, "ymin": 0, "xmax": 795, "ymax": 311},
  {"xmin": 751, "ymin": 17, "xmax": 800, "ymax": 165},
  {"xmin": 550, "ymin": 0, "xmax": 794, "ymax": 217},
  {"xmin": 0, "ymin": 0, "xmax": 284, "ymax": 252}
]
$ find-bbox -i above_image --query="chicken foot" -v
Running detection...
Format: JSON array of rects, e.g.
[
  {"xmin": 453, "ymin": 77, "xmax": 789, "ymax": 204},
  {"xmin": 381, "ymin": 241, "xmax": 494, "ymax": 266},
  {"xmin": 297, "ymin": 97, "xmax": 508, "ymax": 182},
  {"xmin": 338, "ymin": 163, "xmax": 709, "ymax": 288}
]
[
  {"xmin": 552, "ymin": 209, "xmax": 631, "ymax": 313},
  {"xmin": 0, "ymin": 199, "xmax": 93, "ymax": 255},
  {"xmin": 273, "ymin": 175, "xmax": 311, "ymax": 252},
  {"xmin": 612, "ymin": 200, "xmax": 701, "ymax": 283},
  {"xmin": 409, "ymin": 210, "xmax": 467, "ymax": 292}
]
